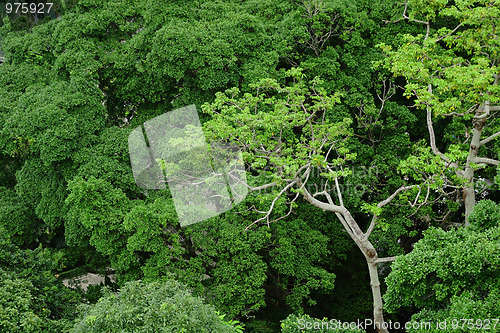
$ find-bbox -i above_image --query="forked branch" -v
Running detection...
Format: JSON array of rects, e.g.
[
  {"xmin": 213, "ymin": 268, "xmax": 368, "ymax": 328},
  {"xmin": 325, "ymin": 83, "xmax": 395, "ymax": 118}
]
[{"xmin": 364, "ymin": 185, "xmax": 418, "ymax": 239}]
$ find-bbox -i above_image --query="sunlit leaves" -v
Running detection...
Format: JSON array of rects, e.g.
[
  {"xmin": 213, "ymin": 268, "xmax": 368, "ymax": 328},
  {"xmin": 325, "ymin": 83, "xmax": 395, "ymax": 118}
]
[
  {"xmin": 380, "ymin": 0, "xmax": 500, "ymax": 115},
  {"xmin": 202, "ymin": 68, "xmax": 351, "ymax": 185}
]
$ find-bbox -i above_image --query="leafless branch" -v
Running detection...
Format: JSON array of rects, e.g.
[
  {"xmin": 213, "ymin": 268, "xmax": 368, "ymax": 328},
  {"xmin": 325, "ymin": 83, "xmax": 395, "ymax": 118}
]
[
  {"xmin": 334, "ymin": 176, "xmax": 344, "ymax": 207},
  {"xmin": 387, "ymin": 1, "xmax": 431, "ymax": 40},
  {"xmin": 374, "ymin": 256, "xmax": 397, "ymax": 264},
  {"xmin": 364, "ymin": 185, "xmax": 418, "ymax": 239},
  {"xmin": 299, "ymin": 0, "xmax": 342, "ymax": 56},
  {"xmin": 435, "ymin": 22, "xmax": 463, "ymax": 43},
  {"xmin": 474, "ymin": 157, "xmax": 500, "ymax": 166},
  {"xmin": 299, "ymin": 178, "xmax": 344, "ymax": 214},
  {"xmin": 245, "ymin": 182, "xmax": 277, "ymax": 192},
  {"xmin": 244, "ymin": 180, "xmax": 297, "ymax": 231},
  {"xmin": 426, "ymin": 85, "xmax": 464, "ymax": 176},
  {"xmin": 479, "ymin": 130, "xmax": 500, "ymax": 146},
  {"xmin": 335, "ymin": 212, "xmax": 357, "ymax": 241}
]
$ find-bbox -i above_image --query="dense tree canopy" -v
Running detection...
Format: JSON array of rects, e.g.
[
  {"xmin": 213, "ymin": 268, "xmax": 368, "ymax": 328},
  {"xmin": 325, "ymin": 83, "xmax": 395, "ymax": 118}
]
[
  {"xmin": 385, "ymin": 200, "xmax": 500, "ymax": 332},
  {"xmin": 379, "ymin": 0, "xmax": 500, "ymax": 225},
  {"xmin": 0, "ymin": 0, "xmax": 499, "ymax": 332}
]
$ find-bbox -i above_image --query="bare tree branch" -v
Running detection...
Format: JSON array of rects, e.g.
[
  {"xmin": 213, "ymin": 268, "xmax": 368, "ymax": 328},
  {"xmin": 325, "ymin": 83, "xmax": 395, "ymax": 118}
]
[
  {"xmin": 479, "ymin": 130, "xmax": 500, "ymax": 146},
  {"xmin": 245, "ymin": 182, "xmax": 277, "ymax": 192},
  {"xmin": 335, "ymin": 176, "xmax": 344, "ymax": 207},
  {"xmin": 374, "ymin": 256, "xmax": 397, "ymax": 264},
  {"xmin": 335, "ymin": 212, "xmax": 358, "ymax": 242},
  {"xmin": 244, "ymin": 180, "xmax": 297, "ymax": 231},
  {"xmin": 435, "ymin": 22, "xmax": 463, "ymax": 43},
  {"xmin": 379, "ymin": 185, "xmax": 418, "ymax": 209},
  {"xmin": 364, "ymin": 185, "xmax": 418, "ymax": 239},
  {"xmin": 474, "ymin": 157, "xmax": 500, "ymax": 166},
  {"xmin": 426, "ymin": 85, "xmax": 464, "ymax": 177},
  {"xmin": 300, "ymin": 180, "xmax": 345, "ymax": 214},
  {"xmin": 389, "ymin": 1, "xmax": 430, "ymax": 40}
]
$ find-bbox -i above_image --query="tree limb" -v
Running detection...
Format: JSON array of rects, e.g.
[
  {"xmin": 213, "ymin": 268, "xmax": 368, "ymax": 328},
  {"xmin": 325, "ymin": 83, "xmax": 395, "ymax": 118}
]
[
  {"xmin": 479, "ymin": 130, "xmax": 500, "ymax": 146},
  {"xmin": 426, "ymin": 84, "xmax": 463, "ymax": 177},
  {"xmin": 245, "ymin": 180, "xmax": 297, "ymax": 231},
  {"xmin": 364, "ymin": 185, "xmax": 418, "ymax": 239},
  {"xmin": 374, "ymin": 256, "xmax": 397, "ymax": 264},
  {"xmin": 435, "ymin": 22, "xmax": 463, "ymax": 43},
  {"xmin": 299, "ymin": 181, "xmax": 345, "ymax": 214},
  {"xmin": 245, "ymin": 182, "xmax": 277, "ymax": 192},
  {"xmin": 474, "ymin": 157, "xmax": 500, "ymax": 166}
]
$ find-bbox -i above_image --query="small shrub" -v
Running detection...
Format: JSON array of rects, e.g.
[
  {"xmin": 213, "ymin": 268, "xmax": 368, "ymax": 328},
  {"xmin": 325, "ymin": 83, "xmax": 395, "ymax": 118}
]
[{"xmin": 71, "ymin": 279, "xmax": 239, "ymax": 333}]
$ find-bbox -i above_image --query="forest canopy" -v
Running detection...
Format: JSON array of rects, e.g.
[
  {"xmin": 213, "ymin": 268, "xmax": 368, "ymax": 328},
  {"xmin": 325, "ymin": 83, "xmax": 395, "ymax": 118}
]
[{"xmin": 0, "ymin": 0, "xmax": 499, "ymax": 333}]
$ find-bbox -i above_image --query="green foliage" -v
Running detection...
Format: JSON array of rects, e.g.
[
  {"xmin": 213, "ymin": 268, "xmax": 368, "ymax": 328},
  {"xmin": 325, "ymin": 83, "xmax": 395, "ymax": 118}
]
[
  {"xmin": 64, "ymin": 176, "xmax": 134, "ymax": 273},
  {"xmin": 186, "ymin": 216, "xmax": 269, "ymax": 317},
  {"xmin": 130, "ymin": 200, "xmax": 270, "ymax": 316},
  {"xmin": 72, "ymin": 126, "xmax": 139, "ymax": 197},
  {"xmin": 385, "ymin": 225, "xmax": 500, "ymax": 331},
  {"xmin": 15, "ymin": 159, "xmax": 68, "ymax": 231},
  {"xmin": 71, "ymin": 279, "xmax": 239, "ymax": 333},
  {"xmin": 215, "ymin": 311, "xmax": 245, "ymax": 333},
  {"xmin": 202, "ymin": 67, "xmax": 350, "ymax": 183},
  {"xmin": 409, "ymin": 291, "xmax": 500, "ymax": 333},
  {"xmin": 398, "ymin": 141, "xmax": 466, "ymax": 191},
  {"xmin": 0, "ymin": 228, "xmax": 81, "ymax": 332},
  {"xmin": 1, "ymin": 75, "xmax": 105, "ymax": 163},
  {"xmin": 270, "ymin": 218, "xmax": 336, "ymax": 311},
  {"xmin": 377, "ymin": 0, "xmax": 500, "ymax": 229},
  {"xmin": 0, "ymin": 186, "xmax": 40, "ymax": 247},
  {"xmin": 3, "ymin": 0, "xmax": 490, "ymax": 331},
  {"xmin": 468, "ymin": 199, "xmax": 500, "ymax": 232},
  {"xmin": 0, "ymin": 269, "xmax": 59, "ymax": 333},
  {"xmin": 0, "ymin": 58, "xmax": 107, "ymax": 235}
]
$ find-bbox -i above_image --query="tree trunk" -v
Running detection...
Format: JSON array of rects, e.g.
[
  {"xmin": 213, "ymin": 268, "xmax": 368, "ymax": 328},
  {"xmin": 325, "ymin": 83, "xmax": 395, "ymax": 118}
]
[
  {"xmin": 462, "ymin": 176, "xmax": 475, "ymax": 227},
  {"xmin": 463, "ymin": 106, "xmax": 487, "ymax": 225},
  {"xmin": 340, "ymin": 211, "xmax": 392, "ymax": 333},
  {"xmin": 300, "ymin": 185, "xmax": 394, "ymax": 332},
  {"xmin": 367, "ymin": 260, "xmax": 389, "ymax": 333}
]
